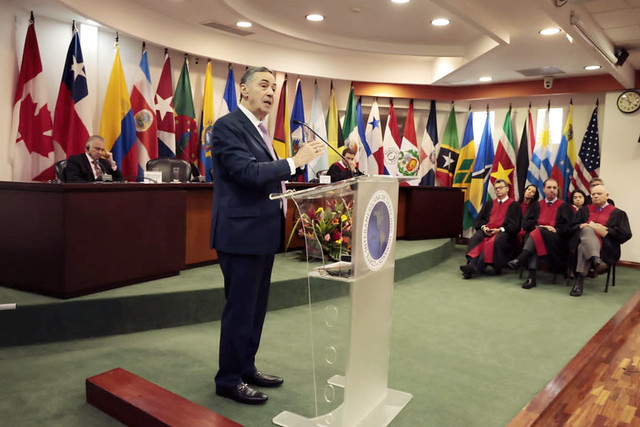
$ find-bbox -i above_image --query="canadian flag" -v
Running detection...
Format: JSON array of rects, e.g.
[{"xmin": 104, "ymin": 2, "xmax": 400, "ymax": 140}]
[{"xmin": 11, "ymin": 15, "xmax": 55, "ymax": 182}]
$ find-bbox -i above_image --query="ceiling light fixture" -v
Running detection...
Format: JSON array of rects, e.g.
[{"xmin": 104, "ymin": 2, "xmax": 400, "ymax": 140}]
[
  {"xmin": 306, "ymin": 14, "xmax": 324, "ymax": 22},
  {"xmin": 431, "ymin": 18, "xmax": 450, "ymax": 27},
  {"xmin": 236, "ymin": 21, "xmax": 252, "ymax": 28},
  {"xmin": 539, "ymin": 27, "xmax": 561, "ymax": 36},
  {"xmin": 391, "ymin": 0, "xmax": 411, "ymax": 4},
  {"xmin": 584, "ymin": 65, "xmax": 601, "ymax": 71},
  {"xmin": 479, "ymin": 76, "xmax": 492, "ymax": 82},
  {"xmin": 570, "ymin": 12, "xmax": 627, "ymax": 66}
]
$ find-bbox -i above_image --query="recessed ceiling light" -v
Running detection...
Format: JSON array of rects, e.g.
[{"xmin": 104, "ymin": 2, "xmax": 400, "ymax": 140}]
[
  {"xmin": 431, "ymin": 18, "xmax": 450, "ymax": 26},
  {"xmin": 306, "ymin": 14, "xmax": 324, "ymax": 22},
  {"xmin": 391, "ymin": 0, "xmax": 410, "ymax": 4},
  {"xmin": 539, "ymin": 27, "xmax": 561, "ymax": 36},
  {"xmin": 584, "ymin": 65, "xmax": 601, "ymax": 71},
  {"xmin": 566, "ymin": 33, "xmax": 573, "ymax": 43},
  {"xmin": 236, "ymin": 21, "xmax": 252, "ymax": 28},
  {"xmin": 479, "ymin": 76, "xmax": 493, "ymax": 82}
]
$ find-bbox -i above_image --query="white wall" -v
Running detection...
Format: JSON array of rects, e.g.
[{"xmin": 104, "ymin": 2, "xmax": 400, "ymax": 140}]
[{"xmin": 1, "ymin": 4, "xmax": 637, "ymax": 263}]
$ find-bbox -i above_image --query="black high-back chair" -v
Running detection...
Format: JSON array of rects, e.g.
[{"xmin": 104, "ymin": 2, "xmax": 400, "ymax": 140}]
[
  {"xmin": 146, "ymin": 158, "xmax": 192, "ymax": 183},
  {"xmin": 54, "ymin": 159, "xmax": 68, "ymax": 182}
]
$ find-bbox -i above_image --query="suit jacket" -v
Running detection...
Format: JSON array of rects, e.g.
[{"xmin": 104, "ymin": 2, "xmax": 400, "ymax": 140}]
[
  {"xmin": 210, "ymin": 109, "xmax": 294, "ymax": 255},
  {"xmin": 66, "ymin": 153, "xmax": 123, "ymax": 182}
]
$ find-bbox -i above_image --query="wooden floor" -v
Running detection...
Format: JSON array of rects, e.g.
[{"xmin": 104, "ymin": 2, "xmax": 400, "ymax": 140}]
[{"xmin": 508, "ymin": 284, "xmax": 640, "ymax": 426}]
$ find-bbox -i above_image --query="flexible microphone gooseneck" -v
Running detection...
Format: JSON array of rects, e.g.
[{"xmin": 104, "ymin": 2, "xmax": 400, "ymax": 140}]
[{"xmin": 292, "ymin": 120, "xmax": 361, "ymax": 178}]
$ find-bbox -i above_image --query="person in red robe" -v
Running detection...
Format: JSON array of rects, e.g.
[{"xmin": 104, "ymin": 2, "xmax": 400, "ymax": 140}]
[
  {"xmin": 507, "ymin": 178, "xmax": 574, "ymax": 289},
  {"xmin": 460, "ymin": 179, "xmax": 521, "ymax": 279},
  {"xmin": 327, "ymin": 147, "xmax": 358, "ymax": 182},
  {"xmin": 569, "ymin": 184, "xmax": 632, "ymax": 297}
]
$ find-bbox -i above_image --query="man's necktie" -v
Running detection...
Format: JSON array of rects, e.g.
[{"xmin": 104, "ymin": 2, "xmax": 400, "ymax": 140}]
[
  {"xmin": 258, "ymin": 122, "xmax": 287, "ymax": 216},
  {"xmin": 92, "ymin": 160, "xmax": 103, "ymax": 180},
  {"xmin": 547, "ymin": 202, "xmax": 552, "ymax": 207}
]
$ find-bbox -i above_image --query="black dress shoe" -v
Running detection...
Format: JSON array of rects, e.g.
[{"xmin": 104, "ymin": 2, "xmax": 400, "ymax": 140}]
[
  {"xmin": 460, "ymin": 264, "xmax": 478, "ymax": 277},
  {"xmin": 507, "ymin": 259, "xmax": 519, "ymax": 270},
  {"xmin": 570, "ymin": 283, "xmax": 583, "ymax": 297},
  {"xmin": 242, "ymin": 371, "xmax": 283, "ymax": 388},
  {"xmin": 595, "ymin": 261, "xmax": 609, "ymax": 275},
  {"xmin": 216, "ymin": 383, "xmax": 267, "ymax": 404},
  {"xmin": 521, "ymin": 278, "xmax": 536, "ymax": 289},
  {"xmin": 462, "ymin": 272, "xmax": 471, "ymax": 280}
]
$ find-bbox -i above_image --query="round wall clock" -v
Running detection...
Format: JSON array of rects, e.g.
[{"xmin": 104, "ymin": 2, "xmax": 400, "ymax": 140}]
[{"xmin": 617, "ymin": 90, "xmax": 640, "ymax": 114}]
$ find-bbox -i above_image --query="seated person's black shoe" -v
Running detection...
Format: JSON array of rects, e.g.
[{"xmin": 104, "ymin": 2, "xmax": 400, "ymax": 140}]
[
  {"xmin": 521, "ymin": 278, "xmax": 536, "ymax": 289},
  {"xmin": 460, "ymin": 264, "xmax": 478, "ymax": 277},
  {"xmin": 242, "ymin": 371, "xmax": 283, "ymax": 388},
  {"xmin": 216, "ymin": 383, "xmax": 268, "ymax": 404},
  {"xmin": 570, "ymin": 283, "xmax": 583, "ymax": 297},
  {"xmin": 507, "ymin": 259, "xmax": 520, "ymax": 270},
  {"xmin": 595, "ymin": 260, "xmax": 609, "ymax": 275}
]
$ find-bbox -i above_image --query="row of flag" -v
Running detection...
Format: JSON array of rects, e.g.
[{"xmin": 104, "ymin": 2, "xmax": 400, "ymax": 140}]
[
  {"xmin": 11, "ymin": 14, "xmax": 602, "ymax": 223},
  {"xmin": 11, "ymin": 16, "xmax": 237, "ymax": 182}
]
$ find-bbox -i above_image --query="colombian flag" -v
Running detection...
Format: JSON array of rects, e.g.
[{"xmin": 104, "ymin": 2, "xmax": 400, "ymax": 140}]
[
  {"xmin": 100, "ymin": 45, "xmax": 136, "ymax": 178},
  {"xmin": 198, "ymin": 60, "xmax": 215, "ymax": 181}
]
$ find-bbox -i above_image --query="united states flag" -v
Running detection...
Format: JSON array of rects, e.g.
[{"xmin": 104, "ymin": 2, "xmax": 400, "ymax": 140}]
[{"xmin": 569, "ymin": 102, "xmax": 600, "ymax": 194}]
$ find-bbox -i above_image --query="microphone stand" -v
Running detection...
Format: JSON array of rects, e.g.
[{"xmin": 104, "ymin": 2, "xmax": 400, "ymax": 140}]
[{"xmin": 293, "ymin": 120, "xmax": 362, "ymax": 179}]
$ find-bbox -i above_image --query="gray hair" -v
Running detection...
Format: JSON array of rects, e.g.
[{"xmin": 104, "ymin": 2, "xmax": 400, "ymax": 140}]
[
  {"xmin": 240, "ymin": 66, "xmax": 273, "ymax": 86},
  {"xmin": 85, "ymin": 135, "xmax": 105, "ymax": 150}
]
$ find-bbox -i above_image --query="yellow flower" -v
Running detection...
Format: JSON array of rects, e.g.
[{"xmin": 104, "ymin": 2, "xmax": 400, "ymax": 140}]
[
  {"xmin": 341, "ymin": 214, "xmax": 348, "ymax": 222},
  {"xmin": 315, "ymin": 207, "xmax": 324, "ymax": 216}
]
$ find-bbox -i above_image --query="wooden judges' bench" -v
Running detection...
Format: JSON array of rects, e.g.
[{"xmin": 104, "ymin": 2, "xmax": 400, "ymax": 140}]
[{"xmin": 0, "ymin": 181, "xmax": 461, "ymax": 298}]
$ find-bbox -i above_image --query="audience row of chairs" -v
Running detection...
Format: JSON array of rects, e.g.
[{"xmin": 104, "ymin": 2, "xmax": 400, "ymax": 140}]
[{"xmin": 54, "ymin": 158, "xmax": 197, "ymax": 183}]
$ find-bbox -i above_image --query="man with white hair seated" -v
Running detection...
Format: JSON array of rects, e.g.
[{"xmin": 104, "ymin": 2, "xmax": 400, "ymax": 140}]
[{"xmin": 569, "ymin": 184, "xmax": 632, "ymax": 297}]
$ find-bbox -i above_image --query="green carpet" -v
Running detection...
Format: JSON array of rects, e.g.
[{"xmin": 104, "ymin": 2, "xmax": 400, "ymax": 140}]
[{"xmin": 0, "ymin": 246, "xmax": 638, "ymax": 426}]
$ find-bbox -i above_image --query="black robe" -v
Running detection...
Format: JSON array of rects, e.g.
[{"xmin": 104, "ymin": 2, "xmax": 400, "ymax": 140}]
[
  {"xmin": 522, "ymin": 200, "xmax": 574, "ymax": 272},
  {"xmin": 467, "ymin": 199, "xmax": 522, "ymax": 269},
  {"xmin": 572, "ymin": 206, "xmax": 632, "ymax": 264}
]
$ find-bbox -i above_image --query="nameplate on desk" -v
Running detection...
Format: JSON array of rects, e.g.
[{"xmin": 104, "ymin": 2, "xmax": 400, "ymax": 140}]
[{"xmin": 144, "ymin": 171, "xmax": 163, "ymax": 183}]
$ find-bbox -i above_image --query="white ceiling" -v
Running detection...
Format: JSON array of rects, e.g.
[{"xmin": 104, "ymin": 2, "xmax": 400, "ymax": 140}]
[{"xmin": 23, "ymin": 0, "xmax": 640, "ymax": 87}]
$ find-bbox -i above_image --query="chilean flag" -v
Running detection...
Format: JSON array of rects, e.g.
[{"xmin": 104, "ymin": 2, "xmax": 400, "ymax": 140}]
[
  {"xmin": 11, "ymin": 15, "xmax": 55, "ymax": 181},
  {"xmin": 52, "ymin": 28, "xmax": 90, "ymax": 162}
]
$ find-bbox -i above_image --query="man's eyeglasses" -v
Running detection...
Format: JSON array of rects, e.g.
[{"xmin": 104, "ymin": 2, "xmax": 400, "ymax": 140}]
[{"xmin": 494, "ymin": 185, "xmax": 506, "ymax": 190}]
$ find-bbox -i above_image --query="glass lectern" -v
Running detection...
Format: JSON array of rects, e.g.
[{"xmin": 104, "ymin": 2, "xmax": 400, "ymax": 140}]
[{"xmin": 271, "ymin": 176, "xmax": 412, "ymax": 427}]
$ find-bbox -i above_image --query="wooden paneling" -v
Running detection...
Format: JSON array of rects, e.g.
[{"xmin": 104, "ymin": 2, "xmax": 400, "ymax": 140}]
[
  {"xmin": 354, "ymin": 74, "xmax": 627, "ymax": 101},
  {"xmin": 185, "ymin": 186, "xmax": 217, "ymax": 265},
  {"xmin": 0, "ymin": 182, "xmax": 186, "ymax": 298}
]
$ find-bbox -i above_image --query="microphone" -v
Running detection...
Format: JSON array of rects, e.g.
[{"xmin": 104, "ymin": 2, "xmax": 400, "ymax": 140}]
[
  {"xmin": 118, "ymin": 175, "xmax": 158, "ymax": 183},
  {"xmin": 190, "ymin": 163, "xmax": 207, "ymax": 182},
  {"xmin": 292, "ymin": 120, "xmax": 362, "ymax": 179}
]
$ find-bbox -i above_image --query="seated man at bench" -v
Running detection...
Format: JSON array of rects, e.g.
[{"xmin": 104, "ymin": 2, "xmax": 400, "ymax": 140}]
[{"xmin": 569, "ymin": 184, "xmax": 632, "ymax": 297}]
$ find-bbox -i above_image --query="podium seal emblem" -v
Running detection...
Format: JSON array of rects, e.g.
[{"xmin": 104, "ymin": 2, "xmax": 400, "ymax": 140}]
[{"xmin": 362, "ymin": 190, "xmax": 394, "ymax": 271}]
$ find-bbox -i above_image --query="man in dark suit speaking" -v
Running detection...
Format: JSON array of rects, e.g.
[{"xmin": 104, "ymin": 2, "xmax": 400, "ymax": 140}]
[
  {"xmin": 210, "ymin": 66, "xmax": 325, "ymax": 404},
  {"xmin": 66, "ymin": 135, "xmax": 123, "ymax": 182}
]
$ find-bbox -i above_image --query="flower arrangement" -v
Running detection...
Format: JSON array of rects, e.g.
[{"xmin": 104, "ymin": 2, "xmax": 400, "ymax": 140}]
[{"xmin": 291, "ymin": 198, "xmax": 353, "ymax": 262}]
